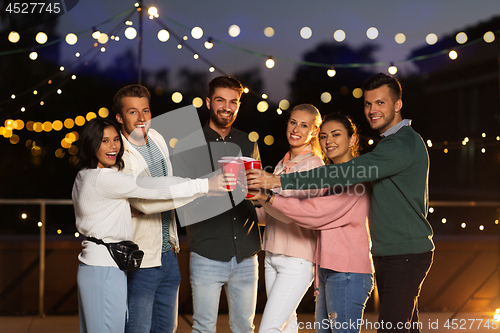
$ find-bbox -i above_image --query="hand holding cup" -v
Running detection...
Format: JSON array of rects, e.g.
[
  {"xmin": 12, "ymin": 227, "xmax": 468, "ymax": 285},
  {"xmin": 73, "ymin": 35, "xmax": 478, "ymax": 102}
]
[{"xmin": 207, "ymin": 172, "xmax": 236, "ymax": 196}]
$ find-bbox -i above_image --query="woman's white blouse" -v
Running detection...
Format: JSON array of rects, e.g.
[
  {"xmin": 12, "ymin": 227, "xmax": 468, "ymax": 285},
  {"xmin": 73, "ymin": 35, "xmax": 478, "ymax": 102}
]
[{"xmin": 72, "ymin": 168, "xmax": 208, "ymax": 267}]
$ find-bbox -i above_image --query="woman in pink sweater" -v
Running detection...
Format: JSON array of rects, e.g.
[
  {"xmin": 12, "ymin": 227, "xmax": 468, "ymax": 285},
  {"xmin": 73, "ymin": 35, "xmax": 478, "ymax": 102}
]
[
  {"xmin": 250, "ymin": 113, "xmax": 373, "ymax": 333},
  {"xmin": 256, "ymin": 104, "xmax": 324, "ymax": 333}
]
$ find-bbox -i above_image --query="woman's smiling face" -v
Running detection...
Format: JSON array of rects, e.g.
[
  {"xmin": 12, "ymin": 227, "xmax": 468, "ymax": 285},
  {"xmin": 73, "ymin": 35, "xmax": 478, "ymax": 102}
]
[
  {"xmin": 319, "ymin": 120, "xmax": 354, "ymax": 164},
  {"xmin": 96, "ymin": 126, "xmax": 121, "ymax": 168},
  {"xmin": 286, "ymin": 109, "xmax": 319, "ymax": 149}
]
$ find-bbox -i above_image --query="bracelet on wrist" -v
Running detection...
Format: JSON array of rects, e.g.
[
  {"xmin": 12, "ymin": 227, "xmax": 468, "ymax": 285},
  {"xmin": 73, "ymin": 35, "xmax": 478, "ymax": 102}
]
[{"xmin": 265, "ymin": 192, "xmax": 273, "ymax": 204}]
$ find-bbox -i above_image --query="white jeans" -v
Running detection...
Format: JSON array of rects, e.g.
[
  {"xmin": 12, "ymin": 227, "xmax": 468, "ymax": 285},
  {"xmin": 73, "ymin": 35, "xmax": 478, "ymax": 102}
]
[{"xmin": 259, "ymin": 251, "xmax": 314, "ymax": 333}]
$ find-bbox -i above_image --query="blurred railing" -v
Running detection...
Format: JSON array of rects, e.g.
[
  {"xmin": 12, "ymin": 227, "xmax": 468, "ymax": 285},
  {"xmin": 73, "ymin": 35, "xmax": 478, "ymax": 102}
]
[{"xmin": 0, "ymin": 199, "xmax": 73, "ymax": 317}]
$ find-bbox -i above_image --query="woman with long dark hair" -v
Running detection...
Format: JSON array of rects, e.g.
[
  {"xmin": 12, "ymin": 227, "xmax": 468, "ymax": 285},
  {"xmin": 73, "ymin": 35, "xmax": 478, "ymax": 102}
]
[{"xmin": 73, "ymin": 118, "xmax": 232, "ymax": 333}]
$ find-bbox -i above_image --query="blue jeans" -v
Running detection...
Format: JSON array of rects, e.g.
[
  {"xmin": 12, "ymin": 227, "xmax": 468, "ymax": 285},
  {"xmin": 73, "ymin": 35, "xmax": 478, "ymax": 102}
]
[
  {"xmin": 190, "ymin": 252, "xmax": 258, "ymax": 333},
  {"xmin": 125, "ymin": 250, "xmax": 181, "ymax": 333},
  {"xmin": 315, "ymin": 268, "xmax": 373, "ymax": 333},
  {"xmin": 77, "ymin": 263, "xmax": 127, "ymax": 333}
]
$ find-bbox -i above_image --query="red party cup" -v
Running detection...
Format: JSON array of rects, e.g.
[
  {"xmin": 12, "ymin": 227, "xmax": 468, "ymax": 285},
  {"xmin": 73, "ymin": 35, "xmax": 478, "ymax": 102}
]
[
  {"xmin": 218, "ymin": 160, "xmax": 240, "ymax": 190},
  {"xmin": 241, "ymin": 158, "xmax": 262, "ymax": 198}
]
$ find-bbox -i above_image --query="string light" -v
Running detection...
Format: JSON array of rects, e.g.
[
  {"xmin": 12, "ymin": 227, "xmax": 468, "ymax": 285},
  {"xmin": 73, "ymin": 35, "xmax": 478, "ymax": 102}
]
[
  {"xmin": 327, "ymin": 67, "xmax": 336, "ymax": 77},
  {"xmin": 204, "ymin": 38, "xmax": 213, "ymax": 49},
  {"xmin": 333, "ymin": 29, "xmax": 346, "ymax": 42},
  {"xmin": 388, "ymin": 63, "xmax": 398, "ymax": 74},
  {"xmin": 265, "ymin": 57, "xmax": 275, "ymax": 68},
  {"xmin": 366, "ymin": 27, "xmax": 379, "ymax": 40}
]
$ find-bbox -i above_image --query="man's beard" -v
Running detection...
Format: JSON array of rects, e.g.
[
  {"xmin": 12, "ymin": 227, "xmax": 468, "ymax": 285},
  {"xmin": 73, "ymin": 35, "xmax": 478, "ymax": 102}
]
[{"xmin": 210, "ymin": 107, "xmax": 235, "ymax": 128}]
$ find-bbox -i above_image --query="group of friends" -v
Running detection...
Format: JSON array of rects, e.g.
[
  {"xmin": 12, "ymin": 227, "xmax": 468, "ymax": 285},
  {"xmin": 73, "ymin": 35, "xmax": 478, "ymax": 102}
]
[{"xmin": 72, "ymin": 73, "xmax": 435, "ymax": 333}]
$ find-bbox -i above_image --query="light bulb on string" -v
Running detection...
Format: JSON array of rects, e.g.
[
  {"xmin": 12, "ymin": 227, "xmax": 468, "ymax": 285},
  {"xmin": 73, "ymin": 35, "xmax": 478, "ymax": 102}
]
[
  {"xmin": 92, "ymin": 27, "xmax": 101, "ymax": 39},
  {"xmin": 265, "ymin": 56, "xmax": 275, "ymax": 68},
  {"xmin": 148, "ymin": 6, "xmax": 158, "ymax": 16},
  {"xmin": 204, "ymin": 38, "xmax": 213, "ymax": 49},
  {"xmin": 449, "ymin": 50, "xmax": 458, "ymax": 60},
  {"xmin": 35, "ymin": 32, "xmax": 48, "ymax": 44},
  {"xmin": 158, "ymin": 29, "xmax": 170, "ymax": 42},
  {"xmin": 388, "ymin": 63, "xmax": 398, "ymax": 75},
  {"xmin": 124, "ymin": 27, "xmax": 137, "ymax": 40},
  {"xmin": 191, "ymin": 27, "xmax": 203, "ymax": 39},
  {"xmin": 327, "ymin": 67, "xmax": 336, "ymax": 77},
  {"xmin": 8, "ymin": 31, "xmax": 20, "ymax": 43}
]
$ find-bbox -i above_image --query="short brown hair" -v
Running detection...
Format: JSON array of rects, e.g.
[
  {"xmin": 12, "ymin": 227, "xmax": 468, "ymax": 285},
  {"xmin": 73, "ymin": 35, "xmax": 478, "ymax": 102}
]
[
  {"xmin": 362, "ymin": 73, "xmax": 402, "ymax": 103},
  {"xmin": 208, "ymin": 76, "xmax": 243, "ymax": 100},
  {"xmin": 112, "ymin": 84, "xmax": 151, "ymax": 115}
]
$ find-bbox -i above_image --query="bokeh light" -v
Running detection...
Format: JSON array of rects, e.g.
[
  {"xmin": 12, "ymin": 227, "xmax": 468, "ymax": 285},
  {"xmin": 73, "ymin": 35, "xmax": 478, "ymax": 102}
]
[
  {"xmin": 86, "ymin": 112, "xmax": 97, "ymax": 121},
  {"xmin": 321, "ymin": 92, "xmax": 332, "ymax": 103},
  {"xmin": 300, "ymin": 27, "xmax": 312, "ymax": 39},
  {"xmin": 192, "ymin": 97, "xmax": 203, "ymax": 108},
  {"xmin": 172, "ymin": 92, "xmax": 183, "ymax": 103},
  {"xmin": 248, "ymin": 131, "xmax": 259, "ymax": 142},
  {"xmin": 191, "ymin": 27, "xmax": 203, "ymax": 39},
  {"xmin": 98, "ymin": 33, "xmax": 109, "ymax": 44},
  {"xmin": 8, "ymin": 31, "xmax": 20, "ymax": 43},
  {"xmin": 64, "ymin": 118, "xmax": 75, "ymax": 129},
  {"xmin": 52, "ymin": 120, "xmax": 63, "ymax": 131},
  {"xmin": 366, "ymin": 27, "xmax": 378, "ymax": 40},
  {"xmin": 265, "ymin": 57, "xmax": 275, "ymax": 68},
  {"xmin": 264, "ymin": 27, "xmax": 274, "ymax": 37},
  {"xmin": 426, "ymin": 33, "xmax": 438, "ymax": 45},
  {"xmin": 169, "ymin": 138, "xmax": 178, "ymax": 149},
  {"xmin": 449, "ymin": 50, "xmax": 458, "ymax": 60},
  {"xmin": 395, "ymin": 33, "xmax": 406, "ymax": 44},
  {"xmin": 228, "ymin": 25, "xmax": 240, "ymax": 37},
  {"xmin": 264, "ymin": 135, "xmax": 275, "ymax": 146},
  {"xmin": 125, "ymin": 27, "xmax": 137, "ymax": 39},
  {"xmin": 43, "ymin": 121, "xmax": 52, "ymax": 132},
  {"xmin": 75, "ymin": 116, "xmax": 85, "ymax": 126},
  {"xmin": 455, "ymin": 32, "xmax": 467, "ymax": 44},
  {"xmin": 333, "ymin": 30, "xmax": 346, "ymax": 42},
  {"xmin": 483, "ymin": 31, "xmax": 495, "ymax": 43},
  {"xmin": 279, "ymin": 99, "xmax": 290, "ymax": 110},
  {"xmin": 35, "ymin": 32, "xmax": 48, "ymax": 44},
  {"xmin": 352, "ymin": 88, "xmax": 363, "ymax": 99},
  {"xmin": 388, "ymin": 64, "xmax": 398, "ymax": 74},
  {"xmin": 98, "ymin": 107, "xmax": 109, "ymax": 118},
  {"xmin": 257, "ymin": 101, "xmax": 269, "ymax": 112},
  {"xmin": 158, "ymin": 30, "xmax": 170, "ymax": 42}
]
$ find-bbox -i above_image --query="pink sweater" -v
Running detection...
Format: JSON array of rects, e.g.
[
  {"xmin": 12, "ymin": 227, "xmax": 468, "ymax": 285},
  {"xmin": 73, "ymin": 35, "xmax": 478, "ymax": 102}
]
[
  {"xmin": 257, "ymin": 152, "xmax": 324, "ymax": 263},
  {"xmin": 272, "ymin": 186, "xmax": 373, "ymax": 275}
]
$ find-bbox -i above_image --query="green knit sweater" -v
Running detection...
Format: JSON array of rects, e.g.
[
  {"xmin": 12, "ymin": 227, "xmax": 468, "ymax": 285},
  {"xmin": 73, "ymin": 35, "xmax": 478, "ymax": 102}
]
[{"xmin": 281, "ymin": 125, "xmax": 434, "ymax": 257}]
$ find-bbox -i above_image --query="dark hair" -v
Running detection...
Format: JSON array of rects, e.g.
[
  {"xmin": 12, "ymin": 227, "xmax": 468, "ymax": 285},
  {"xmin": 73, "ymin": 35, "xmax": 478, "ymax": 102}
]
[
  {"xmin": 320, "ymin": 113, "xmax": 360, "ymax": 162},
  {"xmin": 208, "ymin": 76, "xmax": 244, "ymax": 100},
  {"xmin": 289, "ymin": 104, "xmax": 324, "ymax": 160},
  {"xmin": 76, "ymin": 118, "xmax": 125, "ymax": 170},
  {"xmin": 112, "ymin": 84, "xmax": 151, "ymax": 116},
  {"xmin": 362, "ymin": 73, "xmax": 402, "ymax": 103}
]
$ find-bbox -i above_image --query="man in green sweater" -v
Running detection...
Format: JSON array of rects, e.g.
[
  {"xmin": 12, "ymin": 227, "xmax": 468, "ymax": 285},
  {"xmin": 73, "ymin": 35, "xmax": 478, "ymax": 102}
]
[{"xmin": 247, "ymin": 73, "xmax": 434, "ymax": 332}]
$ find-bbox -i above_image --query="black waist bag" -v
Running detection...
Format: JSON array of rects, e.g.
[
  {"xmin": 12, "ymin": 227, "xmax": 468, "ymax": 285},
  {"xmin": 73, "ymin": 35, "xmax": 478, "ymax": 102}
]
[{"xmin": 86, "ymin": 237, "xmax": 144, "ymax": 272}]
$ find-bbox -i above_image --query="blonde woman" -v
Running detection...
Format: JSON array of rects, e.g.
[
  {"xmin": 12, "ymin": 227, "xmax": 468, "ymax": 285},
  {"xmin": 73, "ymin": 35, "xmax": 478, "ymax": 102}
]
[{"xmin": 256, "ymin": 104, "xmax": 324, "ymax": 333}]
